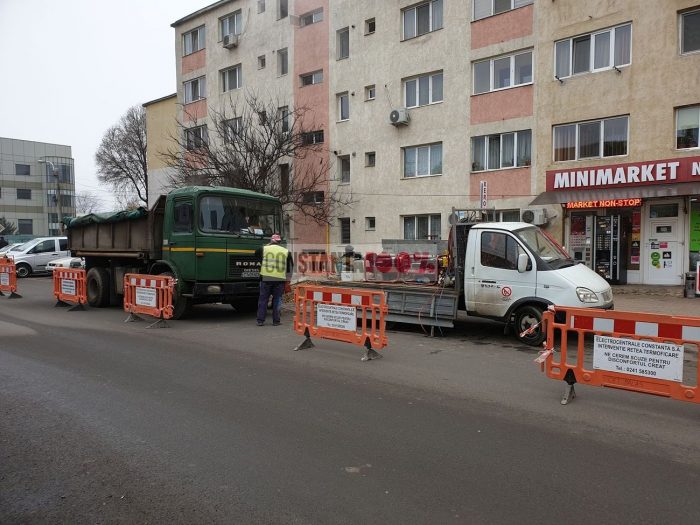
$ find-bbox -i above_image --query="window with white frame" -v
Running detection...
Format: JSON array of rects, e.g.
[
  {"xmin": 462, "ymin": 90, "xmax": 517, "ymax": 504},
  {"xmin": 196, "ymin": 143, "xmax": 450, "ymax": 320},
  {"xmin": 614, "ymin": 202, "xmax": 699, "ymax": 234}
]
[
  {"xmin": 553, "ymin": 116, "xmax": 628, "ymax": 161},
  {"xmin": 184, "ymin": 76, "xmax": 206, "ymax": 103},
  {"xmin": 403, "ymin": 214, "xmax": 441, "ymax": 240},
  {"xmin": 300, "ymin": 8, "xmax": 323, "ymax": 27},
  {"xmin": 496, "ymin": 209, "xmax": 521, "ymax": 222},
  {"xmin": 365, "ymin": 151, "xmax": 376, "ymax": 167},
  {"xmin": 277, "ymin": 48, "xmax": 288, "ymax": 75},
  {"xmin": 555, "ymin": 24, "xmax": 631, "ymax": 79},
  {"xmin": 186, "ymin": 125, "xmax": 207, "ymax": 150},
  {"xmin": 404, "ymin": 71, "xmax": 443, "ymax": 108},
  {"xmin": 473, "ymin": 0, "xmax": 533, "ymax": 21},
  {"xmin": 302, "ymin": 130, "xmax": 324, "ymax": 145},
  {"xmin": 365, "ymin": 18, "xmax": 376, "ymax": 35},
  {"xmin": 365, "ymin": 84, "xmax": 376, "ymax": 100},
  {"xmin": 183, "ymin": 26, "xmax": 205, "ymax": 55},
  {"xmin": 365, "ymin": 217, "xmax": 376, "ymax": 230},
  {"xmin": 221, "ymin": 65, "xmax": 242, "ymax": 92},
  {"xmin": 339, "ymin": 156, "xmax": 350, "ymax": 183},
  {"xmin": 403, "ymin": 0, "xmax": 443, "ymax": 40},
  {"xmin": 303, "ymin": 191, "xmax": 325, "ymax": 204},
  {"xmin": 337, "ymin": 92, "xmax": 349, "ymax": 121},
  {"xmin": 300, "ymin": 70, "xmax": 323, "ymax": 86},
  {"xmin": 403, "ymin": 143, "xmax": 442, "ymax": 178},
  {"xmin": 337, "ymin": 27, "xmax": 350, "ymax": 59},
  {"xmin": 220, "ymin": 11, "xmax": 242, "ymax": 39},
  {"xmin": 681, "ymin": 9, "xmax": 700, "ymax": 54},
  {"xmin": 223, "ymin": 118, "xmax": 242, "ymax": 142},
  {"xmin": 472, "ymin": 130, "xmax": 531, "ymax": 171},
  {"xmin": 473, "ymin": 50, "xmax": 532, "ymax": 94},
  {"xmin": 676, "ymin": 105, "xmax": 700, "ymax": 149}
]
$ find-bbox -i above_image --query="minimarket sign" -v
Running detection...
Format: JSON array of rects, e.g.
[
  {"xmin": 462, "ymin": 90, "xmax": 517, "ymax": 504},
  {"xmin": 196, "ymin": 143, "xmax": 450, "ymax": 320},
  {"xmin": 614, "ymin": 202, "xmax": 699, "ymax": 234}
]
[{"xmin": 546, "ymin": 155, "xmax": 700, "ymax": 192}]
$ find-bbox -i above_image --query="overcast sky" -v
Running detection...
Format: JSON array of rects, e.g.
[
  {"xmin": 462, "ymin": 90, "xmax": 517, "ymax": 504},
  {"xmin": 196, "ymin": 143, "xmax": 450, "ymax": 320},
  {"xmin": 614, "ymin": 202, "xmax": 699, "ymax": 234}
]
[{"xmin": 0, "ymin": 0, "xmax": 203, "ymax": 210}]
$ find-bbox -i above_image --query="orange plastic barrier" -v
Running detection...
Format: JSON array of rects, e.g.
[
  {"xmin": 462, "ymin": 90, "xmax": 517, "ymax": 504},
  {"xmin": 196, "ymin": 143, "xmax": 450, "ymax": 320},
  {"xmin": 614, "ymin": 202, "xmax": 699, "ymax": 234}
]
[
  {"xmin": 537, "ymin": 306, "xmax": 700, "ymax": 405},
  {"xmin": 0, "ymin": 256, "xmax": 21, "ymax": 299},
  {"xmin": 123, "ymin": 273, "xmax": 174, "ymax": 328},
  {"xmin": 53, "ymin": 268, "xmax": 87, "ymax": 310},
  {"xmin": 293, "ymin": 284, "xmax": 388, "ymax": 361}
]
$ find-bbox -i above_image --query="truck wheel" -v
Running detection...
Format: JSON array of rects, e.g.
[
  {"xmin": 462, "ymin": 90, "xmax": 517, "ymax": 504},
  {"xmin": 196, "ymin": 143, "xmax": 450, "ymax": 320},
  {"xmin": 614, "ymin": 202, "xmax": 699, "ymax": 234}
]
[
  {"xmin": 86, "ymin": 267, "xmax": 110, "ymax": 307},
  {"xmin": 160, "ymin": 271, "xmax": 190, "ymax": 320},
  {"xmin": 515, "ymin": 305, "xmax": 546, "ymax": 346},
  {"xmin": 15, "ymin": 263, "xmax": 32, "ymax": 278}
]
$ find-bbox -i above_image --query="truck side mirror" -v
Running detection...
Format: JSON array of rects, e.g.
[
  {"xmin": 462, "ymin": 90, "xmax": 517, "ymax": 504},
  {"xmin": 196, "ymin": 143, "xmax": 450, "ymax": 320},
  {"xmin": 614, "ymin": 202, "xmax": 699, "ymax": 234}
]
[{"xmin": 517, "ymin": 253, "xmax": 530, "ymax": 273}]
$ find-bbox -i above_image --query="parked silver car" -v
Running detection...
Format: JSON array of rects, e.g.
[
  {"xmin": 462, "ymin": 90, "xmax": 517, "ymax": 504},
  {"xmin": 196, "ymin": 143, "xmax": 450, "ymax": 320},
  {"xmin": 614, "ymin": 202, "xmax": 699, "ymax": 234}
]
[{"xmin": 6, "ymin": 237, "xmax": 70, "ymax": 277}]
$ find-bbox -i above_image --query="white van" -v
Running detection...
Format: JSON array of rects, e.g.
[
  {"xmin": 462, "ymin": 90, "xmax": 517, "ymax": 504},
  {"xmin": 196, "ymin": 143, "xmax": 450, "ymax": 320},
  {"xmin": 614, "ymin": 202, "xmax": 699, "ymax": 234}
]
[{"xmin": 6, "ymin": 237, "xmax": 70, "ymax": 277}]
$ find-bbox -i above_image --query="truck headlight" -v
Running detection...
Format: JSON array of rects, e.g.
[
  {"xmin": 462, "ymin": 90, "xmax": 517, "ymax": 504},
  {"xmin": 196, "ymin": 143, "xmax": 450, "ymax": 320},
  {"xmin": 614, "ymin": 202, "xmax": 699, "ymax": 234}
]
[{"xmin": 576, "ymin": 287, "xmax": 598, "ymax": 303}]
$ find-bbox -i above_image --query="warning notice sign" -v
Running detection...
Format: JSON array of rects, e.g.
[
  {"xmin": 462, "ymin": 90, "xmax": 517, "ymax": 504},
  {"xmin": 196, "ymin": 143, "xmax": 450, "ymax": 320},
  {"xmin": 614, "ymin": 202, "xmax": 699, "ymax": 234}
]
[
  {"xmin": 135, "ymin": 287, "xmax": 157, "ymax": 308},
  {"xmin": 316, "ymin": 303, "xmax": 357, "ymax": 332},
  {"xmin": 61, "ymin": 279, "xmax": 76, "ymax": 296},
  {"xmin": 593, "ymin": 335, "xmax": 684, "ymax": 382},
  {"xmin": 0, "ymin": 273, "xmax": 8, "ymax": 286}
]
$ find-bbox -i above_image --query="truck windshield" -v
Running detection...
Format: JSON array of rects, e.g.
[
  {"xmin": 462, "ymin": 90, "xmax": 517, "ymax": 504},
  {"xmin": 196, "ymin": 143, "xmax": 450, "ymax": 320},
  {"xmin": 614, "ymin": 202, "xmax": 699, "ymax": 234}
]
[
  {"xmin": 514, "ymin": 227, "xmax": 574, "ymax": 269},
  {"xmin": 199, "ymin": 195, "xmax": 282, "ymax": 237}
]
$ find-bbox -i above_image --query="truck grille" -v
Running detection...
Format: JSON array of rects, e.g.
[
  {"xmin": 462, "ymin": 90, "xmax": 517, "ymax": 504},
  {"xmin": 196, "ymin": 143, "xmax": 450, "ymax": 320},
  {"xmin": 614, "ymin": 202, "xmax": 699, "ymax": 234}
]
[{"xmin": 228, "ymin": 255, "xmax": 261, "ymax": 279}]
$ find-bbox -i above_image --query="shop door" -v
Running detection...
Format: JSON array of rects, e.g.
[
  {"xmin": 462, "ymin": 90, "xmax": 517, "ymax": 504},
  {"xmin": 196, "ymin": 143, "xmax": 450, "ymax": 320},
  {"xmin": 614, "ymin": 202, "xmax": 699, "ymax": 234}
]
[{"xmin": 645, "ymin": 218, "xmax": 681, "ymax": 285}]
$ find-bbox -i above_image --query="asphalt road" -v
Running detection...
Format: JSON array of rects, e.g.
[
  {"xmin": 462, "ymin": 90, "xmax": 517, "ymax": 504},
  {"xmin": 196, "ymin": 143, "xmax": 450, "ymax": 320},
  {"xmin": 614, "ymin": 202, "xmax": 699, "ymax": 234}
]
[{"xmin": 2, "ymin": 277, "xmax": 699, "ymax": 524}]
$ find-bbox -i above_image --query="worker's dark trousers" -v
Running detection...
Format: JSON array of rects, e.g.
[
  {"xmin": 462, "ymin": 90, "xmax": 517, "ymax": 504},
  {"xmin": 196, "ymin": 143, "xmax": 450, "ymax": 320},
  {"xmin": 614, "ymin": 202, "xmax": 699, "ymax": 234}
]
[{"xmin": 257, "ymin": 280, "xmax": 285, "ymax": 324}]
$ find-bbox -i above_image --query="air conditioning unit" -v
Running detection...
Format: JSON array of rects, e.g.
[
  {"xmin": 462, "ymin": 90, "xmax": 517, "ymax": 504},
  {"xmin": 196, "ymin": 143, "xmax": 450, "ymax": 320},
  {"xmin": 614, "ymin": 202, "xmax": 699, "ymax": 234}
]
[
  {"xmin": 389, "ymin": 108, "xmax": 410, "ymax": 126},
  {"xmin": 522, "ymin": 208, "xmax": 548, "ymax": 226},
  {"xmin": 223, "ymin": 34, "xmax": 239, "ymax": 49}
]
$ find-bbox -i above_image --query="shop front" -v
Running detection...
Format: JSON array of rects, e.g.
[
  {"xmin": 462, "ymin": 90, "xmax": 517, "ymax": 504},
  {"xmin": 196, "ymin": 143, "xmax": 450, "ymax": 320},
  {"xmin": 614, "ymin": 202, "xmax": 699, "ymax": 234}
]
[{"xmin": 532, "ymin": 156, "xmax": 700, "ymax": 286}]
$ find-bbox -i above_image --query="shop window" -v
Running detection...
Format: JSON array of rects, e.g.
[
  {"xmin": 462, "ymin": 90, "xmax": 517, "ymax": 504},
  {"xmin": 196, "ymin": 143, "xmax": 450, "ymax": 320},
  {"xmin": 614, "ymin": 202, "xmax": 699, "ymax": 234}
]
[{"xmin": 649, "ymin": 204, "xmax": 678, "ymax": 218}]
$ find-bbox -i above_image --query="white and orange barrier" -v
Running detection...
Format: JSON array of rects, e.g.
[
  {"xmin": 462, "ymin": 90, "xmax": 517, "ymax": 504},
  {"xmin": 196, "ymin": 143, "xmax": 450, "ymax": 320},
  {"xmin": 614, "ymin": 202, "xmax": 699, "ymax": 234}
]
[
  {"xmin": 0, "ymin": 256, "xmax": 21, "ymax": 299},
  {"xmin": 537, "ymin": 306, "xmax": 700, "ymax": 405},
  {"xmin": 53, "ymin": 268, "xmax": 87, "ymax": 310},
  {"xmin": 123, "ymin": 273, "xmax": 174, "ymax": 328},
  {"xmin": 293, "ymin": 284, "xmax": 388, "ymax": 361}
]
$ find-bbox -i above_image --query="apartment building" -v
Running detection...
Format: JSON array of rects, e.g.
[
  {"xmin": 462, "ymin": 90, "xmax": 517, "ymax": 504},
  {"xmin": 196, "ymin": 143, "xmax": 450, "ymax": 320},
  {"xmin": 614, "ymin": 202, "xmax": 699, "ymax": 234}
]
[
  {"xmin": 143, "ymin": 94, "xmax": 178, "ymax": 208},
  {"xmin": 0, "ymin": 137, "xmax": 76, "ymax": 237}
]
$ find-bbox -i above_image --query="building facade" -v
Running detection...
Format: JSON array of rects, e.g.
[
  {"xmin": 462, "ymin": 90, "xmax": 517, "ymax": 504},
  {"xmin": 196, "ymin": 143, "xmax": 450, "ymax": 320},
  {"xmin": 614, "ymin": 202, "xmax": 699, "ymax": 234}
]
[
  {"xmin": 143, "ymin": 94, "xmax": 179, "ymax": 208},
  {"xmin": 0, "ymin": 137, "xmax": 76, "ymax": 237}
]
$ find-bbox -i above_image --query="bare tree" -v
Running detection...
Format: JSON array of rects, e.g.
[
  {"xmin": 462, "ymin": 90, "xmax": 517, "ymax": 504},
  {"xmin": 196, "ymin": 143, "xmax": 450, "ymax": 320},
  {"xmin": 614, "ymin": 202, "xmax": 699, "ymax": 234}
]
[
  {"xmin": 161, "ymin": 92, "xmax": 351, "ymax": 224},
  {"xmin": 95, "ymin": 105, "xmax": 148, "ymax": 205},
  {"xmin": 0, "ymin": 217, "xmax": 17, "ymax": 235},
  {"xmin": 74, "ymin": 192, "xmax": 102, "ymax": 215}
]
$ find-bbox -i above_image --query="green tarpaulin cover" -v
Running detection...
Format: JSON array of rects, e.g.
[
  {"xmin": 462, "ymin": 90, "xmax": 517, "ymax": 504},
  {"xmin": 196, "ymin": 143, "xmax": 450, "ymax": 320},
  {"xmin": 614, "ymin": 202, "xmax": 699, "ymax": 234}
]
[{"xmin": 63, "ymin": 208, "xmax": 147, "ymax": 229}]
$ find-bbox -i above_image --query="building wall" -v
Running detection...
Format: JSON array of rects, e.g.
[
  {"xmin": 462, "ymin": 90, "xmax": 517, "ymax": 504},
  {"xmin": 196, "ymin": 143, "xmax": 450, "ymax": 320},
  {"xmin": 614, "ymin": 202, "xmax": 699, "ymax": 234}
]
[
  {"xmin": 144, "ymin": 94, "xmax": 179, "ymax": 208},
  {"xmin": 0, "ymin": 137, "xmax": 75, "ymax": 237}
]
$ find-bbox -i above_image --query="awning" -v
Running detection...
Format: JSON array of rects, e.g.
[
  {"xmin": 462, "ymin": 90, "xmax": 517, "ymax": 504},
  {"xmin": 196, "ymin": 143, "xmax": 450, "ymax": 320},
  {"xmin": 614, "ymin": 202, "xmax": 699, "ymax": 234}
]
[{"xmin": 530, "ymin": 182, "xmax": 700, "ymax": 205}]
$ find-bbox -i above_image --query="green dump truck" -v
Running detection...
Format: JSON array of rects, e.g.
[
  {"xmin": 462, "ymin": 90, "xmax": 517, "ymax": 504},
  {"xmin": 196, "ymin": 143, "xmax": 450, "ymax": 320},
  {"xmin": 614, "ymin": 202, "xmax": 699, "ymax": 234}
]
[{"xmin": 66, "ymin": 186, "xmax": 283, "ymax": 318}]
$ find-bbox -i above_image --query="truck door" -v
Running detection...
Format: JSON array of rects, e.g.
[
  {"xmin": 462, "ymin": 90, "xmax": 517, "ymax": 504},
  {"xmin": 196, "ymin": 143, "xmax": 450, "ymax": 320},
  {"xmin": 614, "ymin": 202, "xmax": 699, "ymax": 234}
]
[
  {"xmin": 167, "ymin": 198, "xmax": 197, "ymax": 280},
  {"xmin": 472, "ymin": 230, "xmax": 536, "ymax": 318}
]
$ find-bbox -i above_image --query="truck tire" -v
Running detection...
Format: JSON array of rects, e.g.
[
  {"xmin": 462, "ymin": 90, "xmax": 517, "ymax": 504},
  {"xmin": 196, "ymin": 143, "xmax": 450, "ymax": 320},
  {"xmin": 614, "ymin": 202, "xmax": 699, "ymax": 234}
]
[
  {"xmin": 15, "ymin": 263, "xmax": 32, "ymax": 278},
  {"xmin": 515, "ymin": 305, "xmax": 546, "ymax": 346},
  {"xmin": 86, "ymin": 267, "xmax": 110, "ymax": 307},
  {"xmin": 160, "ymin": 271, "xmax": 191, "ymax": 320}
]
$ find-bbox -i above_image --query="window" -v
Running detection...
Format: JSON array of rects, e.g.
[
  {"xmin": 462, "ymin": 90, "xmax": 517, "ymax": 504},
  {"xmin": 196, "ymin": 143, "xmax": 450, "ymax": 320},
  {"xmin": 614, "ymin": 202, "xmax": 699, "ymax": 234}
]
[
  {"xmin": 337, "ymin": 92, "xmax": 349, "ymax": 121},
  {"xmin": 17, "ymin": 188, "xmax": 31, "ymax": 199},
  {"xmin": 258, "ymin": 0, "xmax": 265, "ymax": 14},
  {"xmin": 555, "ymin": 24, "xmax": 632, "ymax": 79},
  {"xmin": 221, "ymin": 65, "xmax": 242, "ymax": 92},
  {"xmin": 60, "ymin": 193, "xmax": 74, "ymax": 208},
  {"xmin": 403, "ymin": 214, "xmax": 441, "ymax": 240},
  {"xmin": 277, "ymin": 48, "xmax": 288, "ymax": 75},
  {"xmin": 365, "ymin": 84, "xmax": 376, "ymax": 100},
  {"xmin": 650, "ymin": 203, "xmax": 679, "ymax": 218},
  {"xmin": 337, "ymin": 27, "xmax": 350, "ymax": 59},
  {"xmin": 365, "ymin": 151, "xmax": 376, "ymax": 167},
  {"xmin": 220, "ymin": 11, "xmax": 242, "ymax": 38},
  {"xmin": 279, "ymin": 163, "xmax": 290, "ymax": 194},
  {"xmin": 184, "ymin": 76, "xmax": 206, "ymax": 103},
  {"xmin": 681, "ymin": 9, "xmax": 700, "ymax": 54},
  {"xmin": 15, "ymin": 164, "xmax": 30, "ymax": 175},
  {"xmin": 300, "ymin": 8, "xmax": 323, "ymax": 27},
  {"xmin": 473, "ymin": 51, "xmax": 532, "ymax": 94},
  {"xmin": 17, "ymin": 219, "xmax": 32, "ymax": 235},
  {"xmin": 278, "ymin": 0, "xmax": 288, "ymax": 19},
  {"xmin": 223, "ymin": 118, "xmax": 242, "ymax": 142},
  {"xmin": 302, "ymin": 130, "xmax": 324, "ymax": 145},
  {"xmin": 258, "ymin": 55, "xmax": 266, "ymax": 69},
  {"xmin": 48, "ymin": 213, "xmax": 58, "ymax": 223},
  {"xmin": 278, "ymin": 106, "xmax": 289, "ymax": 133},
  {"xmin": 44, "ymin": 163, "xmax": 72, "ymax": 183},
  {"xmin": 481, "ymin": 232, "xmax": 520, "ymax": 270},
  {"xmin": 497, "ymin": 209, "xmax": 521, "ymax": 222},
  {"xmin": 403, "ymin": 143, "xmax": 442, "ymax": 178},
  {"xmin": 199, "ymin": 195, "xmax": 281, "ymax": 235},
  {"xmin": 473, "ymin": 0, "xmax": 532, "ymax": 21},
  {"xmin": 471, "ymin": 130, "xmax": 531, "ymax": 171},
  {"xmin": 339, "ymin": 218, "xmax": 351, "ymax": 244},
  {"xmin": 33, "ymin": 239, "xmax": 56, "ymax": 253},
  {"xmin": 59, "ymin": 238, "xmax": 68, "ymax": 250},
  {"xmin": 303, "ymin": 191, "xmax": 324, "ymax": 204},
  {"xmin": 404, "ymin": 71, "xmax": 443, "ymax": 108},
  {"xmin": 365, "ymin": 18, "xmax": 375, "ymax": 35},
  {"xmin": 300, "ymin": 70, "xmax": 323, "ymax": 86},
  {"xmin": 186, "ymin": 126, "xmax": 207, "ymax": 150},
  {"xmin": 553, "ymin": 116, "xmax": 628, "ymax": 161},
  {"xmin": 677, "ymin": 105, "xmax": 700, "ymax": 149},
  {"xmin": 173, "ymin": 201, "xmax": 193, "ymax": 233},
  {"xmin": 339, "ymin": 156, "xmax": 350, "ymax": 183},
  {"xmin": 365, "ymin": 217, "xmax": 376, "ymax": 230},
  {"xmin": 403, "ymin": 0, "xmax": 443, "ymax": 40},
  {"xmin": 183, "ymin": 26, "xmax": 205, "ymax": 55}
]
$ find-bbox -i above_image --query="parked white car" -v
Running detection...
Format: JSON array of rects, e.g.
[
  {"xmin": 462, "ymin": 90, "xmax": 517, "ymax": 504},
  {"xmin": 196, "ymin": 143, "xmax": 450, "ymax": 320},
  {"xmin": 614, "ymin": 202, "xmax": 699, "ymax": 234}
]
[
  {"xmin": 0, "ymin": 243, "xmax": 23, "ymax": 256},
  {"xmin": 47, "ymin": 256, "xmax": 85, "ymax": 272},
  {"xmin": 7, "ymin": 237, "xmax": 70, "ymax": 277}
]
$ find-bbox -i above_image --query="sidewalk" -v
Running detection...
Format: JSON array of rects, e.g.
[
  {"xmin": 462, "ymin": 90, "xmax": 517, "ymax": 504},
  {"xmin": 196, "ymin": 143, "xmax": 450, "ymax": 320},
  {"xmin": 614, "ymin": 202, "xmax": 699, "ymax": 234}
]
[{"xmin": 612, "ymin": 285, "xmax": 700, "ymax": 316}]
